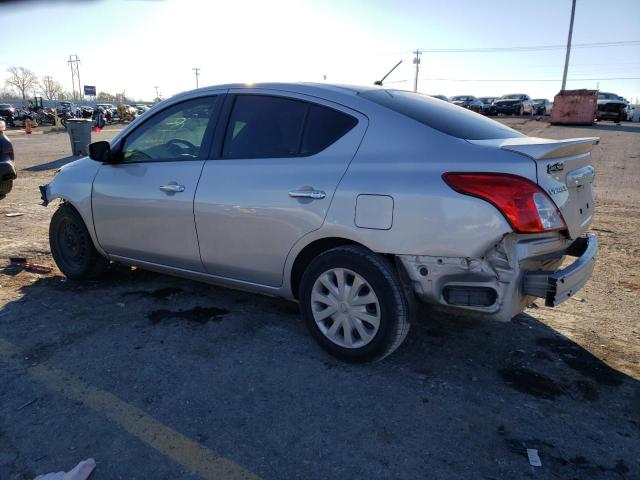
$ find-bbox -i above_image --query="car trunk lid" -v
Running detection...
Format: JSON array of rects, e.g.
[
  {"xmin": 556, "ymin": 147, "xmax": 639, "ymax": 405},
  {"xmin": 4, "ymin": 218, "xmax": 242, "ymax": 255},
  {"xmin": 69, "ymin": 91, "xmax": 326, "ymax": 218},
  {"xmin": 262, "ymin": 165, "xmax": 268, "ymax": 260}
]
[{"xmin": 469, "ymin": 136, "xmax": 599, "ymax": 238}]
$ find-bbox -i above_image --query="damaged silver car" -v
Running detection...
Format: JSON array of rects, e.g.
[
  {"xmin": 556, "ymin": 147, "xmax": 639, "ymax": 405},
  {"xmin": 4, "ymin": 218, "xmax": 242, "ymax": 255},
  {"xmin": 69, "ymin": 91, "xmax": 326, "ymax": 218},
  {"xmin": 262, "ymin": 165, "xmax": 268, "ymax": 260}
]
[{"xmin": 40, "ymin": 83, "xmax": 598, "ymax": 361}]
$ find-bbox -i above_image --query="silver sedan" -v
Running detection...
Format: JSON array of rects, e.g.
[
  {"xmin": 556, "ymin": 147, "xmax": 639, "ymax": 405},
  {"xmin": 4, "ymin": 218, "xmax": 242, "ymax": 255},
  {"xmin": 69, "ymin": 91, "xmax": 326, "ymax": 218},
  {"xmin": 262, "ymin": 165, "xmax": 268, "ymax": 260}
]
[{"xmin": 41, "ymin": 83, "xmax": 598, "ymax": 361}]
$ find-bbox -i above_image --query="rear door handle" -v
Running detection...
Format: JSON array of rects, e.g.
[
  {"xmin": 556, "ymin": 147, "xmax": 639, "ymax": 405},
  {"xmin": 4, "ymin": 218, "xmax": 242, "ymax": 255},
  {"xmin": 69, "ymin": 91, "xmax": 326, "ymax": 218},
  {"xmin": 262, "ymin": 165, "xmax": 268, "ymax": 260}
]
[
  {"xmin": 159, "ymin": 184, "xmax": 186, "ymax": 193},
  {"xmin": 288, "ymin": 189, "xmax": 326, "ymax": 200}
]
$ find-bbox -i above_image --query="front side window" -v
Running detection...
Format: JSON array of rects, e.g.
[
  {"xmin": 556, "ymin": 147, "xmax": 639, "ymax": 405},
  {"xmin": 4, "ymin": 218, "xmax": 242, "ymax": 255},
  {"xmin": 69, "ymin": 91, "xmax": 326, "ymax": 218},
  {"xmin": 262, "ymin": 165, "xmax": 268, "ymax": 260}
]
[
  {"xmin": 222, "ymin": 95, "xmax": 358, "ymax": 159},
  {"xmin": 122, "ymin": 96, "xmax": 216, "ymax": 162}
]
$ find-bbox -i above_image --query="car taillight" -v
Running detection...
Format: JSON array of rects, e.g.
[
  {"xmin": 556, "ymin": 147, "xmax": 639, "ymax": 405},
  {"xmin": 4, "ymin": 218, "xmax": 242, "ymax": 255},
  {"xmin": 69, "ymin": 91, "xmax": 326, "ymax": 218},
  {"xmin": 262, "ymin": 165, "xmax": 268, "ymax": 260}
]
[{"xmin": 442, "ymin": 172, "xmax": 566, "ymax": 233}]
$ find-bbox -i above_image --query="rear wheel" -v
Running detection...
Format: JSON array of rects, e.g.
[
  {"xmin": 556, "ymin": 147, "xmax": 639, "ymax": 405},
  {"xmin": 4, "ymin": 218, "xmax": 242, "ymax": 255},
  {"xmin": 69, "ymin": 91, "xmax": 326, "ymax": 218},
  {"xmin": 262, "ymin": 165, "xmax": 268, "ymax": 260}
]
[
  {"xmin": 49, "ymin": 203, "xmax": 109, "ymax": 279},
  {"xmin": 299, "ymin": 245, "xmax": 411, "ymax": 362}
]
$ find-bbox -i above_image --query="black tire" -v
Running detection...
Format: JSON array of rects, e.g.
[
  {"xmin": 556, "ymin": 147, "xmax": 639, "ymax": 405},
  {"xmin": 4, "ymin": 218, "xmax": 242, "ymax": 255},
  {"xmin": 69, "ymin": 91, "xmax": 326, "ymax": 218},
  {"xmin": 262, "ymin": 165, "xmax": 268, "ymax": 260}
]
[
  {"xmin": 49, "ymin": 203, "xmax": 109, "ymax": 279},
  {"xmin": 299, "ymin": 245, "xmax": 411, "ymax": 362},
  {"xmin": 0, "ymin": 179, "xmax": 12, "ymax": 197}
]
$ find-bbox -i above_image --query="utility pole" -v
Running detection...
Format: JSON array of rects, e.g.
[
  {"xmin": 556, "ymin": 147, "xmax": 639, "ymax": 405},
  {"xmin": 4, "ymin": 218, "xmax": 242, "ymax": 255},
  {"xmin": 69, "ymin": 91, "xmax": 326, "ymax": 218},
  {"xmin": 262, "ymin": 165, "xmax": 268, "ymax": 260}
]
[
  {"xmin": 192, "ymin": 67, "xmax": 200, "ymax": 88},
  {"xmin": 561, "ymin": 0, "xmax": 576, "ymax": 91},
  {"xmin": 154, "ymin": 86, "xmax": 159, "ymax": 99},
  {"xmin": 68, "ymin": 54, "xmax": 81, "ymax": 101},
  {"xmin": 412, "ymin": 50, "xmax": 421, "ymax": 93}
]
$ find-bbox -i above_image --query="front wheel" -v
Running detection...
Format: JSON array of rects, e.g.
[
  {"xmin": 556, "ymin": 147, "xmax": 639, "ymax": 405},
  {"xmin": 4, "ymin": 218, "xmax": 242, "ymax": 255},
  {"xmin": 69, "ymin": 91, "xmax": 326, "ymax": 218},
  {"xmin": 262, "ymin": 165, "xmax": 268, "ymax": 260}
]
[
  {"xmin": 299, "ymin": 245, "xmax": 411, "ymax": 362},
  {"xmin": 49, "ymin": 203, "xmax": 109, "ymax": 279},
  {"xmin": 0, "ymin": 179, "xmax": 12, "ymax": 199}
]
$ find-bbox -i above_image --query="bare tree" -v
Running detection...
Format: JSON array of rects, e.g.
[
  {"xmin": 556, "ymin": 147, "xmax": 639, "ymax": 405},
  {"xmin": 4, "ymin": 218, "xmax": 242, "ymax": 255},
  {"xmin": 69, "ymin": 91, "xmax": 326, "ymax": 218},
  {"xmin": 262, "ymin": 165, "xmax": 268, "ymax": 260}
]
[
  {"xmin": 5, "ymin": 67, "xmax": 38, "ymax": 103},
  {"xmin": 39, "ymin": 76, "xmax": 63, "ymax": 101}
]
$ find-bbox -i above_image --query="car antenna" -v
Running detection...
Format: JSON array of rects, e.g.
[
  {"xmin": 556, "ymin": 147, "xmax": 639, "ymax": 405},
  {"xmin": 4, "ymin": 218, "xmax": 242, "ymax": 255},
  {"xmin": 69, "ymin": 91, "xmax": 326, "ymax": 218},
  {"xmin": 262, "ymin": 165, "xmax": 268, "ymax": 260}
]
[{"xmin": 374, "ymin": 60, "xmax": 402, "ymax": 86}]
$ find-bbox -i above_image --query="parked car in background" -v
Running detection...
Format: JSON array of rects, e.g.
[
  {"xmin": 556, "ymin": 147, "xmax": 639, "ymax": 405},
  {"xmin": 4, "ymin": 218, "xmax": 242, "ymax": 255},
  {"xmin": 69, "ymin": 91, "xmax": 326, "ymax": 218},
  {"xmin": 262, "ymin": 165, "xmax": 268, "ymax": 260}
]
[
  {"xmin": 450, "ymin": 95, "xmax": 483, "ymax": 113},
  {"xmin": 41, "ymin": 82, "xmax": 599, "ymax": 362},
  {"xmin": 133, "ymin": 104, "xmax": 151, "ymax": 114},
  {"xmin": 478, "ymin": 97, "xmax": 497, "ymax": 115},
  {"xmin": 596, "ymin": 92, "xmax": 628, "ymax": 123},
  {"xmin": 533, "ymin": 98, "xmax": 553, "ymax": 115},
  {"xmin": 430, "ymin": 95, "xmax": 449, "ymax": 102},
  {"xmin": 493, "ymin": 94, "xmax": 535, "ymax": 116},
  {"xmin": 0, "ymin": 104, "xmax": 16, "ymax": 127}
]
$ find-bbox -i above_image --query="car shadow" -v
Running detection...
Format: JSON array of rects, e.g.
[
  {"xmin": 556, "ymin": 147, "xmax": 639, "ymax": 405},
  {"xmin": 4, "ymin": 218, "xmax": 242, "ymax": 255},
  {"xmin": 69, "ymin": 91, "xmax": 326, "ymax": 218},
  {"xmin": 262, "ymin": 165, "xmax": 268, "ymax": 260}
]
[
  {"xmin": 0, "ymin": 269, "xmax": 637, "ymax": 479},
  {"xmin": 22, "ymin": 155, "xmax": 78, "ymax": 172}
]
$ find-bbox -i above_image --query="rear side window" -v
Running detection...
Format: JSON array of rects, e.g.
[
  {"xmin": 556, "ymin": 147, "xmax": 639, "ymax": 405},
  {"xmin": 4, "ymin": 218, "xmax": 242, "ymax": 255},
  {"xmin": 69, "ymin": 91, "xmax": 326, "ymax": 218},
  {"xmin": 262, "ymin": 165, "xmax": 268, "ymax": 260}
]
[
  {"xmin": 223, "ymin": 95, "xmax": 357, "ymax": 159},
  {"xmin": 359, "ymin": 89, "xmax": 523, "ymax": 140},
  {"xmin": 301, "ymin": 104, "xmax": 358, "ymax": 155}
]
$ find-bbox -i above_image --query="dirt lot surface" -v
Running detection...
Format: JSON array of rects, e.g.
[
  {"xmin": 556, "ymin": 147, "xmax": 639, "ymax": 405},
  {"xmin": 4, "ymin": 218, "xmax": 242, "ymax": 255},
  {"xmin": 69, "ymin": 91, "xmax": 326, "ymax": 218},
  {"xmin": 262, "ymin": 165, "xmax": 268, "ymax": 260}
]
[{"xmin": 1, "ymin": 120, "xmax": 638, "ymax": 479}]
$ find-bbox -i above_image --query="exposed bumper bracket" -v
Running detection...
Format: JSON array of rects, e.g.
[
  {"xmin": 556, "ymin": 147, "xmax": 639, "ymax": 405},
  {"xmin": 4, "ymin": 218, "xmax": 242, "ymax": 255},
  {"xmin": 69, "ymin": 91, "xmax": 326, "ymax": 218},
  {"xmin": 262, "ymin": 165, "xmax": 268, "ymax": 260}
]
[{"xmin": 522, "ymin": 234, "xmax": 597, "ymax": 307}]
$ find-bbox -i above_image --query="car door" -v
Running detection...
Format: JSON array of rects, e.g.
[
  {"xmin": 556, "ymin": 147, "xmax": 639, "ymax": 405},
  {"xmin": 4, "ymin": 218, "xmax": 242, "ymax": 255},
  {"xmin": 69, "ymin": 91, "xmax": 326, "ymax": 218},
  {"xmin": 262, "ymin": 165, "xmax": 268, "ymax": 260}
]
[
  {"xmin": 194, "ymin": 90, "xmax": 368, "ymax": 287},
  {"xmin": 92, "ymin": 94, "xmax": 223, "ymax": 271}
]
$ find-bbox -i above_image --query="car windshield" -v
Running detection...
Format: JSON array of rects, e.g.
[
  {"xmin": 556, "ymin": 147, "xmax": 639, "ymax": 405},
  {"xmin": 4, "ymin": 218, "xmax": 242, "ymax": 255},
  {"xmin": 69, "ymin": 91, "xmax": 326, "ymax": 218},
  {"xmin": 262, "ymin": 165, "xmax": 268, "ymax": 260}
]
[
  {"xmin": 500, "ymin": 94, "xmax": 524, "ymax": 100},
  {"xmin": 533, "ymin": 99, "xmax": 546, "ymax": 103},
  {"xmin": 0, "ymin": 104, "xmax": 12, "ymax": 109},
  {"xmin": 598, "ymin": 93, "xmax": 619, "ymax": 100},
  {"xmin": 451, "ymin": 96, "xmax": 469, "ymax": 101},
  {"xmin": 479, "ymin": 98, "xmax": 494, "ymax": 103},
  {"xmin": 359, "ymin": 89, "xmax": 524, "ymax": 140}
]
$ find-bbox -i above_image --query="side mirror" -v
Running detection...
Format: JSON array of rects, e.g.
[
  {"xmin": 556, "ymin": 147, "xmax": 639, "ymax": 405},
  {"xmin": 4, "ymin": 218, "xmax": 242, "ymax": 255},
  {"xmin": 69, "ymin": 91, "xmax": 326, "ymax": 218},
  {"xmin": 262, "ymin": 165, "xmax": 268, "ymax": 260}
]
[{"xmin": 89, "ymin": 141, "xmax": 111, "ymax": 163}]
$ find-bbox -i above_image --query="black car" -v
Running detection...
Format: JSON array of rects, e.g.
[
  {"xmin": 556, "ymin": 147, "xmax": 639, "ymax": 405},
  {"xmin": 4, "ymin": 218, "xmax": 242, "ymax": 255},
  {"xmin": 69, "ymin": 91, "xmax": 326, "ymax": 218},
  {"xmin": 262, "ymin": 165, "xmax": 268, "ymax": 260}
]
[
  {"xmin": 478, "ymin": 97, "xmax": 497, "ymax": 115},
  {"xmin": 0, "ymin": 104, "xmax": 16, "ymax": 127},
  {"xmin": 449, "ymin": 95, "xmax": 483, "ymax": 113},
  {"xmin": 493, "ymin": 94, "xmax": 535, "ymax": 115},
  {"xmin": 533, "ymin": 99, "xmax": 552, "ymax": 115},
  {"xmin": 0, "ymin": 128, "xmax": 16, "ymax": 199}
]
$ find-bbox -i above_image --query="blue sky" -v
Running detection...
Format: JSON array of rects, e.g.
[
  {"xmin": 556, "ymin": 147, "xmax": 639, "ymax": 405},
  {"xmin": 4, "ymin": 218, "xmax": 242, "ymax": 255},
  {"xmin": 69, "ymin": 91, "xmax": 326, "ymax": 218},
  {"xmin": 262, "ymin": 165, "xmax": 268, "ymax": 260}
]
[{"xmin": 1, "ymin": 0, "xmax": 639, "ymax": 101}]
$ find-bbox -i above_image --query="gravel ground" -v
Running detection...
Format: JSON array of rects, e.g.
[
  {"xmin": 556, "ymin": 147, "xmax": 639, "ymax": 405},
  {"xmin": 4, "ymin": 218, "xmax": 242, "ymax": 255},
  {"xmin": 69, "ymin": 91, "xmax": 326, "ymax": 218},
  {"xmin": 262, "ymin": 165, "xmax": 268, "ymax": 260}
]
[{"xmin": 0, "ymin": 119, "xmax": 638, "ymax": 479}]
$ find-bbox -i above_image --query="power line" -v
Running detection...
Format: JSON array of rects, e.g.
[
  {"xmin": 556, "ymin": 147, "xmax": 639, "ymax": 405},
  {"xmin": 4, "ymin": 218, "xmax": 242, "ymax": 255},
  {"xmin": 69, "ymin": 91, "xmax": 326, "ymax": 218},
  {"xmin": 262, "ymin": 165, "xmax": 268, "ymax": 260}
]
[
  {"xmin": 418, "ymin": 77, "xmax": 640, "ymax": 82},
  {"xmin": 416, "ymin": 40, "xmax": 640, "ymax": 53}
]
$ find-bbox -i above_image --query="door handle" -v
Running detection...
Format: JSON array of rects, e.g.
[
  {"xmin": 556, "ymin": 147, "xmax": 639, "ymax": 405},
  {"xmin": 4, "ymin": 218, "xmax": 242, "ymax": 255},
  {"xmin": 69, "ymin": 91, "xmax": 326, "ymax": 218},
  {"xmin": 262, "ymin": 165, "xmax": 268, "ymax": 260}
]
[
  {"xmin": 159, "ymin": 184, "xmax": 186, "ymax": 193},
  {"xmin": 288, "ymin": 189, "xmax": 326, "ymax": 200}
]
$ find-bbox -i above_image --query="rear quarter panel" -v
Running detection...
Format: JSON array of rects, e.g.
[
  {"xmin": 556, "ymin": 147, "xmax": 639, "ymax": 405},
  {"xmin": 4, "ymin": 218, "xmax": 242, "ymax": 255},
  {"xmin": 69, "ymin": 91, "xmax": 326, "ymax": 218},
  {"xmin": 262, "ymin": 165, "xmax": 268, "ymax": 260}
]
[{"xmin": 316, "ymin": 110, "xmax": 538, "ymax": 258}]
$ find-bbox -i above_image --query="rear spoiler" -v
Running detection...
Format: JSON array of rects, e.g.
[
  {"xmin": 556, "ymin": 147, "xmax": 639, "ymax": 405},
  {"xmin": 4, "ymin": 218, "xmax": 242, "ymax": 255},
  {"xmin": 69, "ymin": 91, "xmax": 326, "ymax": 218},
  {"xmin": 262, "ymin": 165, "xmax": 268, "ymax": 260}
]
[{"xmin": 468, "ymin": 136, "xmax": 599, "ymax": 160}]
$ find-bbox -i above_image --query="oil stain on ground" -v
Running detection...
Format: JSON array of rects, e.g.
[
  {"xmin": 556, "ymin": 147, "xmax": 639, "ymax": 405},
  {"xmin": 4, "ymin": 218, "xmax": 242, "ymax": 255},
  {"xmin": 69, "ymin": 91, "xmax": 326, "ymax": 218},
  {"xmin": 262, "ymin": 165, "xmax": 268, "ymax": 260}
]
[
  {"xmin": 123, "ymin": 287, "xmax": 183, "ymax": 300},
  {"xmin": 536, "ymin": 337, "xmax": 625, "ymax": 386},
  {"xmin": 498, "ymin": 367, "xmax": 566, "ymax": 399},
  {"xmin": 147, "ymin": 306, "xmax": 229, "ymax": 325}
]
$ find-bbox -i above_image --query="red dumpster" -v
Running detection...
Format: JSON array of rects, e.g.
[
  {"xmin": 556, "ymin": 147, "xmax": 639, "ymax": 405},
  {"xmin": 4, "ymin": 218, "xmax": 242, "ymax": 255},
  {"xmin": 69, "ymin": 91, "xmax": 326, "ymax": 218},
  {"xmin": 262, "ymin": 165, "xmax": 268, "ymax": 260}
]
[{"xmin": 550, "ymin": 89, "xmax": 598, "ymax": 125}]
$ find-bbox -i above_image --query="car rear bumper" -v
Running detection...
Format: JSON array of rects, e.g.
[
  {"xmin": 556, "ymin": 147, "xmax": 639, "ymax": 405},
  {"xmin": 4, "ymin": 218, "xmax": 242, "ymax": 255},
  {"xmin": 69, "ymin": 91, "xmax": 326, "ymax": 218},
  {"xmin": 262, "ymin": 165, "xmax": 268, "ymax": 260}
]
[
  {"xmin": 398, "ymin": 233, "xmax": 597, "ymax": 321},
  {"xmin": 522, "ymin": 234, "xmax": 597, "ymax": 307},
  {"xmin": 0, "ymin": 160, "xmax": 16, "ymax": 181}
]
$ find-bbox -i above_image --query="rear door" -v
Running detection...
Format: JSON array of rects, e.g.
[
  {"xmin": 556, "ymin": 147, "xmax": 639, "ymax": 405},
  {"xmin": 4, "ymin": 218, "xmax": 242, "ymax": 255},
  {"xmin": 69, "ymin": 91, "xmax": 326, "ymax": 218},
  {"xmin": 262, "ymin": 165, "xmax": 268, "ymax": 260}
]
[
  {"xmin": 92, "ymin": 94, "xmax": 223, "ymax": 271},
  {"xmin": 194, "ymin": 90, "xmax": 367, "ymax": 286}
]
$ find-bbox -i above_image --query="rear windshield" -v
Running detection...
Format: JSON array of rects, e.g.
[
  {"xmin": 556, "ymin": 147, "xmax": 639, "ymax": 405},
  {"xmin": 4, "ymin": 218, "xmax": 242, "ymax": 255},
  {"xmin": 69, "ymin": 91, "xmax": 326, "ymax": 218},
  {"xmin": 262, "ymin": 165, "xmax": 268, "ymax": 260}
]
[{"xmin": 359, "ymin": 89, "xmax": 523, "ymax": 140}]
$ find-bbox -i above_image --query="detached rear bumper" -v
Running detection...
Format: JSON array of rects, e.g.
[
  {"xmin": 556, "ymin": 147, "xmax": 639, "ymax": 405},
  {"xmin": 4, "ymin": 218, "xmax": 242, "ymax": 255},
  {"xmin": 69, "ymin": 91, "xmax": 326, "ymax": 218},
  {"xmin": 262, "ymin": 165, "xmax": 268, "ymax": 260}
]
[{"xmin": 522, "ymin": 234, "xmax": 597, "ymax": 307}]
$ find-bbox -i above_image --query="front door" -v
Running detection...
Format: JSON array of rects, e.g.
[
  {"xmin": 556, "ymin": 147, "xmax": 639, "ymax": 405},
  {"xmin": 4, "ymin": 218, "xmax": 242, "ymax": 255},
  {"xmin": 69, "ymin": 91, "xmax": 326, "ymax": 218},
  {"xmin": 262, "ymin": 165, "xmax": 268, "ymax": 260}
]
[
  {"xmin": 194, "ymin": 91, "xmax": 367, "ymax": 286},
  {"xmin": 92, "ymin": 95, "xmax": 222, "ymax": 271}
]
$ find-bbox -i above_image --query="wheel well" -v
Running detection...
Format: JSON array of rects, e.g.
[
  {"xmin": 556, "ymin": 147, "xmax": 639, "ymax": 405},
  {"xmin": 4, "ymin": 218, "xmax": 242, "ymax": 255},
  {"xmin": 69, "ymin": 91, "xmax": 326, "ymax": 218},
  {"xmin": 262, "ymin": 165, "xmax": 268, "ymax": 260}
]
[{"xmin": 290, "ymin": 237, "xmax": 362, "ymax": 299}]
